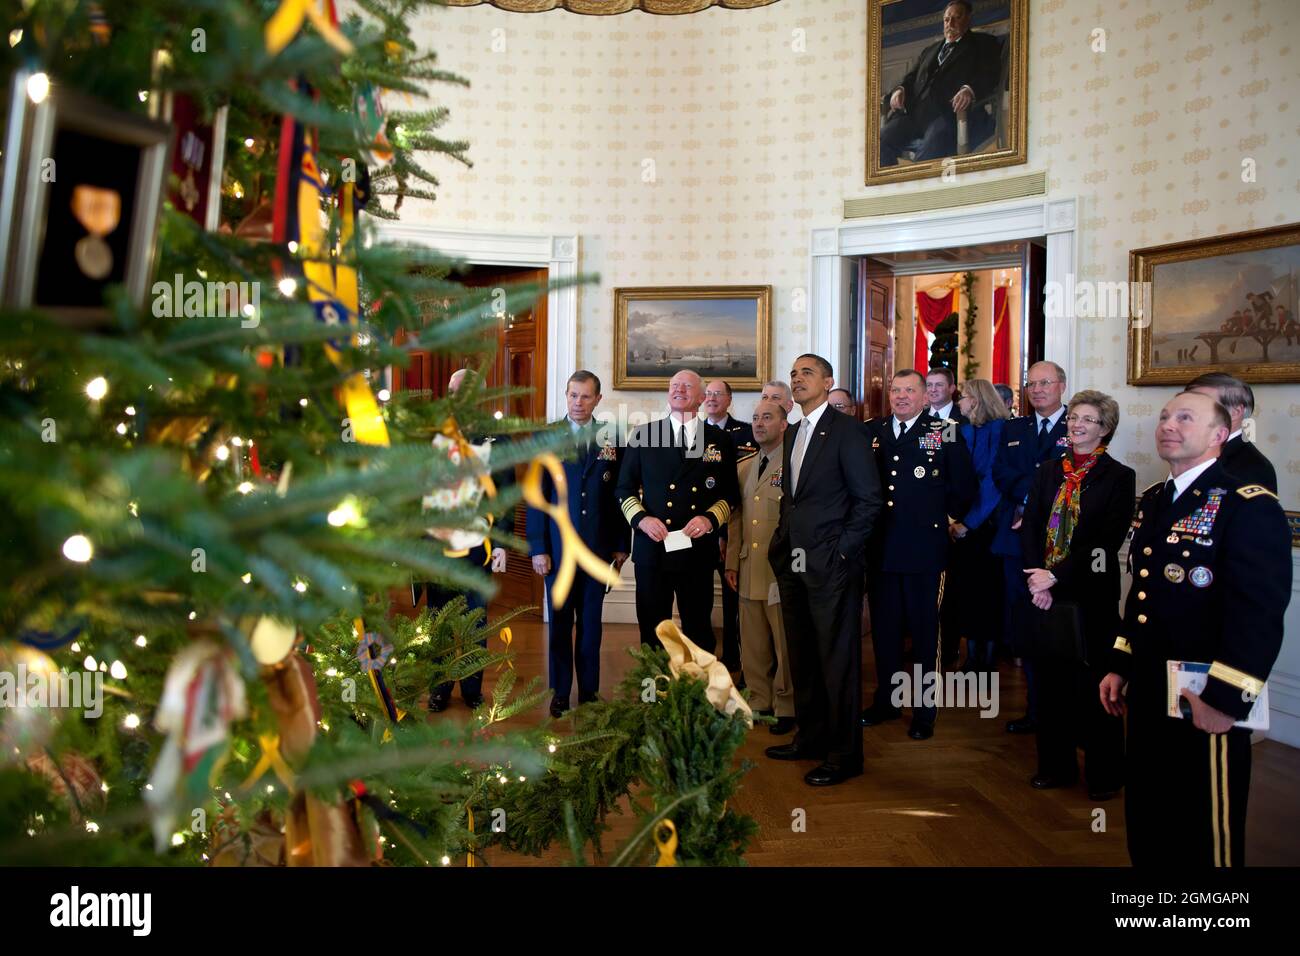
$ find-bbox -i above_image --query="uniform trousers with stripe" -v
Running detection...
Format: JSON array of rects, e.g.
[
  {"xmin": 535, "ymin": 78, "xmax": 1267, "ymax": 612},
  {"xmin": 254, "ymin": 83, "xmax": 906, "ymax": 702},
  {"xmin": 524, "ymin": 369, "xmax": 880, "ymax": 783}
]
[
  {"xmin": 738, "ymin": 595, "xmax": 794, "ymax": 717},
  {"xmin": 1125, "ymin": 693, "xmax": 1251, "ymax": 867},
  {"xmin": 869, "ymin": 571, "xmax": 943, "ymax": 725},
  {"xmin": 634, "ymin": 562, "xmax": 715, "ymax": 654}
]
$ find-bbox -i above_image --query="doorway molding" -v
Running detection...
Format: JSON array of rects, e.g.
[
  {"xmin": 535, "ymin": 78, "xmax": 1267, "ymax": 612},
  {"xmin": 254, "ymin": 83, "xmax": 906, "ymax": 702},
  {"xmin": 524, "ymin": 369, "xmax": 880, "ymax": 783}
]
[
  {"xmin": 371, "ymin": 223, "xmax": 579, "ymax": 422},
  {"xmin": 809, "ymin": 195, "xmax": 1078, "ymax": 388}
]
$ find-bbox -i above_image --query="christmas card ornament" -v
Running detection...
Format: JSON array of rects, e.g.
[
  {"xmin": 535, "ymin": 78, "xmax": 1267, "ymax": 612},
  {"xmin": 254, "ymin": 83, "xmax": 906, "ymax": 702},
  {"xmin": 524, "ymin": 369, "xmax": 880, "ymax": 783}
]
[
  {"xmin": 24, "ymin": 750, "xmax": 104, "ymax": 821},
  {"xmin": 143, "ymin": 642, "xmax": 247, "ymax": 851},
  {"xmin": 653, "ymin": 619, "xmax": 753, "ymax": 727},
  {"xmin": 265, "ymin": 0, "xmax": 354, "ymax": 57},
  {"xmin": 0, "ymin": 644, "xmax": 62, "ymax": 765},
  {"xmin": 149, "ymin": 74, "xmax": 228, "ymax": 231},
  {"xmin": 354, "ymin": 82, "xmax": 393, "ymax": 168},
  {"xmin": 423, "ymin": 421, "xmax": 497, "ymax": 556},
  {"xmin": 521, "ymin": 453, "xmax": 621, "ymax": 607}
]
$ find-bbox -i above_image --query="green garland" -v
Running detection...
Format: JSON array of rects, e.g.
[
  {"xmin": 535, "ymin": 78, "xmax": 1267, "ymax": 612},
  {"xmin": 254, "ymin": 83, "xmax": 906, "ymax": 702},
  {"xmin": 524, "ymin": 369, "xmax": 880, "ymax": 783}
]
[{"xmin": 960, "ymin": 271, "xmax": 980, "ymax": 381}]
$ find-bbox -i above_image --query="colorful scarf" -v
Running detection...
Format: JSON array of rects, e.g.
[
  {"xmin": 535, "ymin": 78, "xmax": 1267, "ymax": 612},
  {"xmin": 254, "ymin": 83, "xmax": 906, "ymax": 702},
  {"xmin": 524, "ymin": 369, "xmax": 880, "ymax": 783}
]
[{"xmin": 1043, "ymin": 445, "xmax": 1106, "ymax": 569}]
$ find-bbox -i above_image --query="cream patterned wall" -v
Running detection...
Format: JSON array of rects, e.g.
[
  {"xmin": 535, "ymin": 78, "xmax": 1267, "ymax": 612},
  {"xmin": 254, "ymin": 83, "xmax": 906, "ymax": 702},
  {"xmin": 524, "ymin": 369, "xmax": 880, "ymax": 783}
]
[{"xmin": 397, "ymin": 0, "xmax": 1300, "ymax": 505}]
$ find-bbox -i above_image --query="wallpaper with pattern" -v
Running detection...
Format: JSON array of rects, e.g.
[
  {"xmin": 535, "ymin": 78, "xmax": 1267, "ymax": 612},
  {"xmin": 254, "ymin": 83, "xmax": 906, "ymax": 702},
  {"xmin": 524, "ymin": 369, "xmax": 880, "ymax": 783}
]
[{"xmin": 397, "ymin": 0, "xmax": 1300, "ymax": 506}]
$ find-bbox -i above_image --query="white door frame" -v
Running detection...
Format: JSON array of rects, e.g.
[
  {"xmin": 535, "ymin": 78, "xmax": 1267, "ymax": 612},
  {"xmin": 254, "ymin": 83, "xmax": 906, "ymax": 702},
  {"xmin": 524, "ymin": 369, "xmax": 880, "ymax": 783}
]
[
  {"xmin": 808, "ymin": 195, "xmax": 1079, "ymax": 388},
  {"xmin": 370, "ymin": 223, "xmax": 579, "ymax": 422}
]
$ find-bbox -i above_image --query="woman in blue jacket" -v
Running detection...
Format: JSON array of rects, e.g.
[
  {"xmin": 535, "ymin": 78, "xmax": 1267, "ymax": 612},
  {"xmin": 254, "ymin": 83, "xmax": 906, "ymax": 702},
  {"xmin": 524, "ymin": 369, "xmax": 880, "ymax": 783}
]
[{"xmin": 948, "ymin": 379, "xmax": 1012, "ymax": 672}]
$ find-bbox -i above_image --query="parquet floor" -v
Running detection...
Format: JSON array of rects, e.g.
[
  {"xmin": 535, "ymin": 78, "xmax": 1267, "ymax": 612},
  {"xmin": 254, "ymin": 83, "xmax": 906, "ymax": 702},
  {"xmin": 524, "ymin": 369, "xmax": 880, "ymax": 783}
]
[{"xmin": 423, "ymin": 609, "xmax": 1300, "ymax": 867}]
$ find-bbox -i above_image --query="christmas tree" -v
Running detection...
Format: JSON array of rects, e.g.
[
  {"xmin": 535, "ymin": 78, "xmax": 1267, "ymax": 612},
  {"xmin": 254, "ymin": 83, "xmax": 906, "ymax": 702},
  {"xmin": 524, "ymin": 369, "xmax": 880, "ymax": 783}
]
[{"xmin": 0, "ymin": 0, "xmax": 755, "ymax": 867}]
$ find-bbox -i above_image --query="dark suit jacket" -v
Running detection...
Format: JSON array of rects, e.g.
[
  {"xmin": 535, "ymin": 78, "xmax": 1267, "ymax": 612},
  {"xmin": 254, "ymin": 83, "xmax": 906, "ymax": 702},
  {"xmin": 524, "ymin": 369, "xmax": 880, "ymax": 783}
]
[
  {"xmin": 713, "ymin": 412, "xmax": 758, "ymax": 461},
  {"xmin": 525, "ymin": 421, "xmax": 631, "ymax": 565},
  {"xmin": 1219, "ymin": 434, "xmax": 1278, "ymax": 494},
  {"xmin": 888, "ymin": 30, "xmax": 1003, "ymax": 127},
  {"xmin": 768, "ymin": 406, "xmax": 882, "ymax": 580},
  {"xmin": 1021, "ymin": 452, "xmax": 1136, "ymax": 661},
  {"xmin": 991, "ymin": 410, "xmax": 1070, "ymax": 557},
  {"xmin": 864, "ymin": 411, "xmax": 977, "ymax": 574},
  {"xmin": 615, "ymin": 416, "xmax": 741, "ymax": 570}
]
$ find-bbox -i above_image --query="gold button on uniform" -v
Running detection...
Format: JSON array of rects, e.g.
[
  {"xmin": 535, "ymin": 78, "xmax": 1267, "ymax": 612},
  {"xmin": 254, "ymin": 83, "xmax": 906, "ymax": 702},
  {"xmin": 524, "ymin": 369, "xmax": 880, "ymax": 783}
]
[
  {"xmin": 1137, "ymin": 614, "xmax": 1147, "ymax": 624},
  {"xmin": 888, "ymin": 485, "xmax": 895, "ymax": 491},
  {"xmin": 692, "ymin": 486, "xmax": 698, "ymax": 492},
  {"xmin": 891, "ymin": 470, "xmax": 897, "ymax": 476},
  {"xmin": 669, "ymin": 484, "xmax": 675, "ymax": 490},
  {"xmin": 751, "ymin": 542, "xmax": 758, "ymax": 549},
  {"xmin": 1139, "ymin": 569, "xmax": 1149, "ymax": 578},
  {"xmin": 887, "ymin": 501, "xmax": 894, "ymax": 507},
  {"xmin": 667, "ymin": 502, "xmax": 673, "ymax": 508},
  {"xmin": 1137, "ymin": 591, "xmax": 1146, "ymax": 600},
  {"xmin": 1142, "ymin": 547, "xmax": 1152, "ymax": 556},
  {"xmin": 893, "ymin": 455, "xmax": 900, "ymax": 461}
]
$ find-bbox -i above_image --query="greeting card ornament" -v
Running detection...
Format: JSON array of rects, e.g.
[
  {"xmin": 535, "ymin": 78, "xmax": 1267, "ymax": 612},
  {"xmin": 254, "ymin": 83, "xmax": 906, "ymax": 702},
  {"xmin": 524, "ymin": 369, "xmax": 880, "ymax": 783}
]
[
  {"xmin": 24, "ymin": 751, "xmax": 104, "ymax": 821},
  {"xmin": 70, "ymin": 184, "xmax": 120, "ymax": 280},
  {"xmin": 653, "ymin": 620, "xmax": 753, "ymax": 727},
  {"xmin": 143, "ymin": 642, "xmax": 247, "ymax": 851}
]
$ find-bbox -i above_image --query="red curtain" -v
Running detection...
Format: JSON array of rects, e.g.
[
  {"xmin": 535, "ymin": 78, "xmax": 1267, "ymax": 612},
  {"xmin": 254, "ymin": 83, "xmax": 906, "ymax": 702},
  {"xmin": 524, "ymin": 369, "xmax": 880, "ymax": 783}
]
[
  {"xmin": 992, "ymin": 285, "xmax": 1010, "ymax": 384},
  {"xmin": 914, "ymin": 288, "xmax": 954, "ymax": 373}
]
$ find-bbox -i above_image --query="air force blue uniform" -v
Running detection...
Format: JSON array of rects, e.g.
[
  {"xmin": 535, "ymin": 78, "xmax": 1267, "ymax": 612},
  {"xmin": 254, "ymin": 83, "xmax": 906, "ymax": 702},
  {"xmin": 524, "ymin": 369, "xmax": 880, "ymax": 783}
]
[{"xmin": 525, "ymin": 421, "xmax": 630, "ymax": 703}]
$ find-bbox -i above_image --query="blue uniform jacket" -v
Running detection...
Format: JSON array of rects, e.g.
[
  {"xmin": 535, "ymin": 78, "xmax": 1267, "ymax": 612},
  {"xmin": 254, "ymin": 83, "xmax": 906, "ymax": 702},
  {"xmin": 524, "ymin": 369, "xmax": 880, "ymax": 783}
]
[
  {"xmin": 525, "ymin": 422, "xmax": 631, "ymax": 565},
  {"xmin": 990, "ymin": 411, "xmax": 1069, "ymax": 557}
]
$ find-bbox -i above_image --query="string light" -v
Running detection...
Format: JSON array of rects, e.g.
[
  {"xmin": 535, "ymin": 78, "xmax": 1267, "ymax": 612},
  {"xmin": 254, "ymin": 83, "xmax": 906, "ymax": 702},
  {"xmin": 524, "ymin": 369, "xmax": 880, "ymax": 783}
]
[
  {"xmin": 115, "ymin": 423, "xmax": 128, "ymax": 435},
  {"xmin": 125, "ymin": 405, "xmax": 136, "ymax": 416},
  {"xmin": 128, "ymin": 501, "xmax": 139, "ymax": 517},
  {"xmin": 299, "ymin": 398, "xmax": 309, "ymax": 407},
  {"xmin": 8, "ymin": 29, "xmax": 22, "ymax": 46},
  {"xmin": 237, "ymin": 481, "xmax": 254, "ymax": 494},
  {"xmin": 110, "ymin": 661, "xmax": 127, "ymax": 679},
  {"xmin": 440, "ymin": 855, "xmax": 451, "ymax": 866},
  {"xmin": 123, "ymin": 713, "xmax": 141, "ymax": 730},
  {"xmin": 70, "ymin": 642, "xmax": 81, "ymax": 653},
  {"xmin": 241, "ymin": 572, "xmax": 252, "ymax": 584},
  {"xmin": 83, "ymin": 656, "xmax": 96, "ymax": 671},
  {"xmin": 85, "ymin": 376, "xmax": 108, "ymax": 400},
  {"xmin": 137, "ymin": 90, "xmax": 149, "ymax": 103},
  {"xmin": 230, "ymin": 436, "xmax": 243, "ymax": 447},
  {"xmin": 293, "ymin": 579, "xmax": 308, "ymax": 593},
  {"xmin": 135, "ymin": 635, "xmax": 147, "ymax": 647},
  {"xmin": 26, "ymin": 72, "xmax": 49, "ymax": 104},
  {"xmin": 277, "ymin": 277, "xmax": 297, "ymax": 297},
  {"xmin": 377, "ymin": 388, "xmax": 391, "ymax": 402},
  {"xmin": 63, "ymin": 535, "xmax": 93, "ymax": 562},
  {"xmin": 171, "ymin": 833, "xmax": 185, "ymax": 846},
  {"xmin": 85, "ymin": 821, "xmax": 100, "ymax": 834},
  {"xmin": 215, "ymin": 445, "xmax": 230, "ymax": 462},
  {"xmin": 188, "ymin": 611, "xmax": 197, "ymax": 620},
  {"xmin": 244, "ymin": 137, "xmax": 255, "ymax": 148}
]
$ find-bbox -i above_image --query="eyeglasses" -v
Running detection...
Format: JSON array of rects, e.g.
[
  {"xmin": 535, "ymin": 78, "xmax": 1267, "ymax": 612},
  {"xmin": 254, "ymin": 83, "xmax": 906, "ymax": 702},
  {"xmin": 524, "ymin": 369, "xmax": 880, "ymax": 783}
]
[
  {"xmin": 830, "ymin": 401, "xmax": 851, "ymax": 411},
  {"xmin": 1065, "ymin": 414, "xmax": 1102, "ymax": 426},
  {"xmin": 1025, "ymin": 378, "xmax": 1061, "ymax": 389}
]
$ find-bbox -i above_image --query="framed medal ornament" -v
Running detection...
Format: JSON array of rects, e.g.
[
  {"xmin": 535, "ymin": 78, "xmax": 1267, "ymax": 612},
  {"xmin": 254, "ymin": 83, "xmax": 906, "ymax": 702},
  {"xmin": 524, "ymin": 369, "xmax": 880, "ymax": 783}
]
[{"xmin": 0, "ymin": 69, "xmax": 171, "ymax": 325}]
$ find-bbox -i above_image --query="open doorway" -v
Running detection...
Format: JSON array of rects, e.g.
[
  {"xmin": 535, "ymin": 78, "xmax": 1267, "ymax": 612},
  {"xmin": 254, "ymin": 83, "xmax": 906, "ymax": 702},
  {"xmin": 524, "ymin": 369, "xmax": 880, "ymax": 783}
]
[
  {"xmin": 847, "ymin": 238, "xmax": 1047, "ymax": 418},
  {"xmin": 391, "ymin": 263, "xmax": 550, "ymax": 616}
]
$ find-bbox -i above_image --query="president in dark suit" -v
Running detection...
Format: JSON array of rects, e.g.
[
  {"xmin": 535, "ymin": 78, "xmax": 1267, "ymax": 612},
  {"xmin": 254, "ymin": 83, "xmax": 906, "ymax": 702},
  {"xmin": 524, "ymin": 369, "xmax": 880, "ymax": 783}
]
[
  {"xmin": 765, "ymin": 354, "xmax": 882, "ymax": 786},
  {"xmin": 861, "ymin": 369, "xmax": 976, "ymax": 740},
  {"xmin": 1186, "ymin": 371, "xmax": 1278, "ymax": 493},
  {"xmin": 879, "ymin": 0, "xmax": 1003, "ymax": 166},
  {"xmin": 526, "ymin": 371, "xmax": 630, "ymax": 718},
  {"xmin": 616, "ymin": 369, "xmax": 741, "ymax": 655},
  {"xmin": 991, "ymin": 360, "xmax": 1071, "ymax": 734}
]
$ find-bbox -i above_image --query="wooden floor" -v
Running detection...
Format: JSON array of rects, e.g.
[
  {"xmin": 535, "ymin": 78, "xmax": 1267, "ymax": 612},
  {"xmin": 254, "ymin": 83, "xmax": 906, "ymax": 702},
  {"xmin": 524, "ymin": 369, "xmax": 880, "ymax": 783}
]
[{"xmin": 439, "ymin": 612, "xmax": 1300, "ymax": 867}]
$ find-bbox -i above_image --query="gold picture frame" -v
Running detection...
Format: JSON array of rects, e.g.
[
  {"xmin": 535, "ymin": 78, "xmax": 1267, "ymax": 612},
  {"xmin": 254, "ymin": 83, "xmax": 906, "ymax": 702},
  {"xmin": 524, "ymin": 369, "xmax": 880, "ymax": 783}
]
[
  {"xmin": 614, "ymin": 285, "xmax": 771, "ymax": 391},
  {"xmin": 1127, "ymin": 223, "xmax": 1300, "ymax": 386},
  {"xmin": 866, "ymin": 0, "xmax": 1028, "ymax": 187}
]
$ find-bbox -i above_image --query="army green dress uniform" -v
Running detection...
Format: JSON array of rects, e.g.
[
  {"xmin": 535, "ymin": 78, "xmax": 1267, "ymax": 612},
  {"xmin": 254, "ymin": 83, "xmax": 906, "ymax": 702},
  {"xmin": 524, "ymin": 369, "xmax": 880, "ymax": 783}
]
[
  {"xmin": 616, "ymin": 416, "xmax": 741, "ymax": 653},
  {"xmin": 1110, "ymin": 460, "xmax": 1291, "ymax": 867}
]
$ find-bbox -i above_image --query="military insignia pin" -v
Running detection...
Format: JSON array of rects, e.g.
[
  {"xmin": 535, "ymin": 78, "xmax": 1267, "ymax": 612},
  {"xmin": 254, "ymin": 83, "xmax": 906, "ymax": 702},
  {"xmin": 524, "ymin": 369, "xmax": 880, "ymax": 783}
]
[
  {"xmin": 1166, "ymin": 533, "xmax": 1180, "ymax": 544},
  {"xmin": 705, "ymin": 476, "xmax": 716, "ymax": 489},
  {"xmin": 1189, "ymin": 566, "xmax": 1213, "ymax": 588},
  {"xmin": 1163, "ymin": 563, "xmax": 1185, "ymax": 584},
  {"xmin": 603, "ymin": 470, "xmax": 611, "ymax": 481},
  {"xmin": 1194, "ymin": 536, "xmax": 1212, "ymax": 546},
  {"xmin": 913, "ymin": 466, "xmax": 926, "ymax": 479}
]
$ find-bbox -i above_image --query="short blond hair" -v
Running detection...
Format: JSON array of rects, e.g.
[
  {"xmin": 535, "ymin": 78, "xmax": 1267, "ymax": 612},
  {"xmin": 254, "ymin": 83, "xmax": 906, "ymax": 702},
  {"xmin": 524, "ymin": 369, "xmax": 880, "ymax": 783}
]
[
  {"xmin": 1068, "ymin": 389, "xmax": 1120, "ymax": 440},
  {"xmin": 961, "ymin": 379, "xmax": 1012, "ymax": 426}
]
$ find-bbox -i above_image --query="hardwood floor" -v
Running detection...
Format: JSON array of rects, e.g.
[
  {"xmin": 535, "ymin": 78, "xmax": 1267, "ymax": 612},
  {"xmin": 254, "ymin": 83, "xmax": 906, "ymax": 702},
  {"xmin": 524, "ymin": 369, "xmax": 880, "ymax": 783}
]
[{"xmin": 442, "ymin": 611, "xmax": 1300, "ymax": 867}]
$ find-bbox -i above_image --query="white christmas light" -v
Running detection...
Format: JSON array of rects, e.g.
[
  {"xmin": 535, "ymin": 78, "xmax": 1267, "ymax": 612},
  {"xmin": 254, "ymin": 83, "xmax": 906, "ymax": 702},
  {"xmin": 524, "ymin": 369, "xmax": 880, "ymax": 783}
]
[
  {"xmin": 83, "ymin": 656, "xmax": 96, "ymax": 671},
  {"xmin": 70, "ymin": 642, "xmax": 81, "ymax": 653},
  {"xmin": 137, "ymin": 90, "xmax": 149, "ymax": 103},
  {"xmin": 237, "ymin": 481, "xmax": 254, "ymax": 494},
  {"xmin": 299, "ymin": 398, "xmax": 309, "ymax": 407},
  {"xmin": 287, "ymin": 241, "xmax": 299, "ymax": 254},
  {"xmin": 9, "ymin": 29, "xmax": 22, "ymax": 47},
  {"xmin": 244, "ymin": 137, "xmax": 255, "ymax": 148},
  {"xmin": 188, "ymin": 611, "xmax": 197, "ymax": 620},
  {"xmin": 110, "ymin": 660, "xmax": 127, "ymax": 680},
  {"xmin": 230, "ymin": 436, "xmax": 244, "ymax": 447},
  {"xmin": 440, "ymin": 855, "xmax": 451, "ymax": 866},
  {"xmin": 171, "ymin": 833, "xmax": 185, "ymax": 846},
  {"xmin": 327, "ymin": 498, "xmax": 362, "ymax": 527},
  {"xmin": 85, "ymin": 376, "xmax": 108, "ymax": 401},
  {"xmin": 26, "ymin": 72, "xmax": 49, "ymax": 104},
  {"xmin": 85, "ymin": 821, "xmax": 100, "ymax": 834},
  {"xmin": 135, "ymin": 635, "xmax": 147, "ymax": 647},
  {"xmin": 123, "ymin": 713, "xmax": 141, "ymax": 729},
  {"xmin": 241, "ymin": 572, "xmax": 252, "ymax": 584},
  {"xmin": 63, "ymin": 535, "xmax": 93, "ymax": 563},
  {"xmin": 125, "ymin": 405, "xmax": 136, "ymax": 415},
  {"xmin": 278, "ymin": 277, "xmax": 298, "ymax": 297},
  {"xmin": 293, "ymin": 579, "xmax": 308, "ymax": 593},
  {"xmin": 493, "ymin": 410, "xmax": 504, "ymax": 420},
  {"xmin": 215, "ymin": 445, "xmax": 230, "ymax": 461},
  {"xmin": 115, "ymin": 422, "xmax": 128, "ymax": 435},
  {"xmin": 377, "ymin": 388, "xmax": 391, "ymax": 402}
]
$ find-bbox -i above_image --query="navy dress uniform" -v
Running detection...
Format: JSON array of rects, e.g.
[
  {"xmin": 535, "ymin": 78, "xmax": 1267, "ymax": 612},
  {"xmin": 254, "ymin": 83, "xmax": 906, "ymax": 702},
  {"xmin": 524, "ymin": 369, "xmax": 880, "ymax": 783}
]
[
  {"xmin": 616, "ymin": 416, "xmax": 741, "ymax": 653},
  {"xmin": 712, "ymin": 412, "xmax": 758, "ymax": 672},
  {"xmin": 1110, "ymin": 461, "xmax": 1291, "ymax": 867},
  {"xmin": 525, "ymin": 422, "xmax": 630, "ymax": 704},
  {"xmin": 863, "ymin": 412, "xmax": 976, "ymax": 732}
]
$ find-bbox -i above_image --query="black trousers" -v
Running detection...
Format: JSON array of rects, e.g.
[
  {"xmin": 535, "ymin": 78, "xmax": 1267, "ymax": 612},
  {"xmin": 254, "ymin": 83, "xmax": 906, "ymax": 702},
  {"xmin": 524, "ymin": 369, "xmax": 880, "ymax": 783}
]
[
  {"xmin": 633, "ymin": 561, "xmax": 715, "ymax": 654},
  {"xmin": 776, "ymin": 556, "xmax": 863, "ymax": 770},
  {"xmin": 716, "ymin": 552, "xmax": 740, "ymax": 670},
  {"xmin": 546, "ymin": 566, "xmax": 606, "ymax": 702},
  {"xmin": 1125, "ymin": 698, "xmax": 1251, "ymax": 867},
  {"xmin": 1034, "ymin": 655, "xmax": 1124, "ymax": 790},
  {"xmin": 413, "ymin": 545, "xmax": 488, "ymax": 703},
  {"xmin": 869, "ymin": 571, "xmax": 942, "ymax": 725}
]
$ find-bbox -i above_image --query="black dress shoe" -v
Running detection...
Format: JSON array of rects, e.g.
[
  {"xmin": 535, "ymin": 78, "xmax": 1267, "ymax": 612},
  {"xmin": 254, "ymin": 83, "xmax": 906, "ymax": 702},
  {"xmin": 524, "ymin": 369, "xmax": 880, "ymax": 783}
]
[
  {"xmin": 769, "ymin": 716, "xmax": 796, "ymax": 735},
  {"xmin": 860, "ymin": 706, "xmax": 902, "ymax": 727},
  {"xmin": 907, "ymin": 720, "xmax": 934, "ymax": 740},
  {"xmin": 1005, "ymin": 715, "xmax": 1038, "ymax": 734},
  {"xmin": 577, "ymin": 693, "xmax": 601, "ymax": 705},
  {"xmin": 428, "ymin": 695, "xmax": 449, "ymax": 713},
  {"xmin": 764, "ymin": 742, "xmax": 826, "ymax": 761},
  {"xmin": 1030, "ymin": 773, "xmax": 1077, "ymax": 790},
  {"xmin": 804, "ymin": 762, "xmax": 863, "ymax": 787},
  {"xmin": 463, "ymin": 694, "xmax": 485, "ymax": 710},
  {"xmin": 549, "ymin": 696, "xmax": 569, "ymax": 719}
]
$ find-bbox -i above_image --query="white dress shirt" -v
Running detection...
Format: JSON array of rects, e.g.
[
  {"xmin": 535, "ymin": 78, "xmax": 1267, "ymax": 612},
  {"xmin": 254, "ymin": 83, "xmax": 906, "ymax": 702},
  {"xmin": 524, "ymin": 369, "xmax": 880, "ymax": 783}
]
[
  {"xmin": 893, "ymin": 411, "xmax": 924, "ymax": 439},
  {"xmin": 1167, "ymin": 458, "xmax": 1217, "ymax": 502},
  {"xmin": 668, "ymin": 411, "xmax": 700, "ymax": 447},
  {"xmin": 931, "ymin": 401, "xmax": 954, "ymax": 422},
  {"xmin": 1035, "ymin": 405, "xmax": 1067, "ymax": 433},
  {"xmin": 790, "ymin": 400, "xmax": 829, "ymax": 493}
]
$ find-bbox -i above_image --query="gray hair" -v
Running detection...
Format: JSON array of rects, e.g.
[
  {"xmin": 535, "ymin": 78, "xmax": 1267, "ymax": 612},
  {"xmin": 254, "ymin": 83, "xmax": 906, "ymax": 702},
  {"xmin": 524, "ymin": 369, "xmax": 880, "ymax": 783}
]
[{"xmin": 1185, "ymin": 371, "xmax": 1254, "ymax": 417}]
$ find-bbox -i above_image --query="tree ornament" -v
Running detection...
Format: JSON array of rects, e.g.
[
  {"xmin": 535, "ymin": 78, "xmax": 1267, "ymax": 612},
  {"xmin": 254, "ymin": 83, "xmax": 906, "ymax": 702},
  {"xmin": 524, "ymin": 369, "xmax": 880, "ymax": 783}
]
[{"xmin": 0, "ymin": 644, "xmax": 63, "ymax": 766}]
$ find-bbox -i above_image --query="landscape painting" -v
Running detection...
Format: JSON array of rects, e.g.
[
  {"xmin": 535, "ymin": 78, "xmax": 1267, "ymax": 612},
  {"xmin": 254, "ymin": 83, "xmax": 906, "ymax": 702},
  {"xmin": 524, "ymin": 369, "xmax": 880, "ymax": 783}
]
[{"xmin": 613, "ymin": 285, "xmax": 771, "ymax": 390}]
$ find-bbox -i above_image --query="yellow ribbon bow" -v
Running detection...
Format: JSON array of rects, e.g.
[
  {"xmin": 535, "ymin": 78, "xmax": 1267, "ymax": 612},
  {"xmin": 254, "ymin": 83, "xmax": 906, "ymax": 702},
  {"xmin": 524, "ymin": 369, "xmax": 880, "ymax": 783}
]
[
  {"xmin": 265, "ymin": 0, "xmax": 354, "ymax": 56},
  {"xmin": 521, "ymin": 453, "xmax": 620, "ymax": 608},
  {"xmin": 240, "ymin": 733, "xmax": 296, "ymax": 793},
  {"xmin": 654, "ymin": 819, "xmax": 678, "ymax": 867},
  {"xmin": 497, "ymin": 627, "xmax": 514, "ymax": 671}
]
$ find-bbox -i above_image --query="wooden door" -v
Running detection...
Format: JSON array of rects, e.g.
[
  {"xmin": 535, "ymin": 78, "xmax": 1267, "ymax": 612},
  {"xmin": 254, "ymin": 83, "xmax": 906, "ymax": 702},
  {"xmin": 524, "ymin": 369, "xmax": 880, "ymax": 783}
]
[
  {"xmin": 1021, "ymin": 242, "xmax": 1047, "ymax": 415},
  {"xmin": 861, "ymin": 259, "xmax": 895, "ymax": 420}
]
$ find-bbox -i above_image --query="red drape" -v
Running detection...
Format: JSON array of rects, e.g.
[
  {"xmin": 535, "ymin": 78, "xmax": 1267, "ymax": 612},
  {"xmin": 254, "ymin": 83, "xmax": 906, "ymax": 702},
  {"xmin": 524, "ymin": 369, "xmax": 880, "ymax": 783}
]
[
  {"xmin": 914, "ymin": 289, "xmax": 954, "ymax": 373},
  {"xmin": 992, "ymin": 285, "xmax": 1010, "ymax": 384}
]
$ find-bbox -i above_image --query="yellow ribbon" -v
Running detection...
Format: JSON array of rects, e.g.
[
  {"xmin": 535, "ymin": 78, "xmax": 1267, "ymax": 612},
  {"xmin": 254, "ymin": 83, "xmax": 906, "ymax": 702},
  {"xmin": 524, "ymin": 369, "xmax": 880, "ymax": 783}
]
[
  {"xmin": 521, "ymin": 453, "xmax": 620, "ymax": 608},
  {"xmin": 497, "ymin": 627, "xmax": 514, "ymax": 672},
  {"xmin": 654, "ymin": 819, "xmax": 678, "ymax": 867},
  {"xmin": 265, "ymin": 0, "xmax": 354, "ymax": 56},
  {"xmin": 466, "ymin": 807, "xmax": 476, "ymax": 868},
  {"xmin": 239, "ymin": 734, "xmax": 296, "ymax": 793}
]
